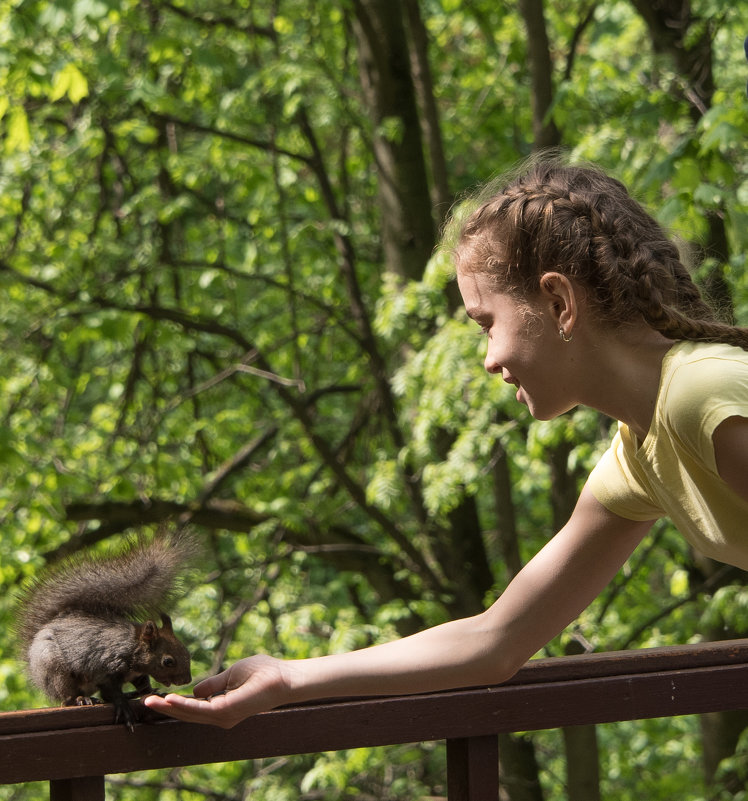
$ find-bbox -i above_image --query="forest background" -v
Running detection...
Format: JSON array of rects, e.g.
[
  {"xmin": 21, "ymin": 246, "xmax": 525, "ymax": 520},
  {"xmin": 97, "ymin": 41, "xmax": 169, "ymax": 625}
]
[{"xmin": 1, "ymin": 1, "xmax": 747, "ymax": 799}]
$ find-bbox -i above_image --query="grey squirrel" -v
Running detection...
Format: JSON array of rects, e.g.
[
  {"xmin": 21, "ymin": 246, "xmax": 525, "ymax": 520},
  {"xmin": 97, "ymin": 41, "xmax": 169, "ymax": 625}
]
[{"xmin": 15, "ymin": 533, "xmax": 196, "ymax": 731}]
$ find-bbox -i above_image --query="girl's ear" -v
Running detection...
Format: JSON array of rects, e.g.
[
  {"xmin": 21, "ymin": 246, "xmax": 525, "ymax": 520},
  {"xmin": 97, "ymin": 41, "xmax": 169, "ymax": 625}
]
[{"xmin": 539, "ymin": 272, "xmax": 578, "ymax": 332}]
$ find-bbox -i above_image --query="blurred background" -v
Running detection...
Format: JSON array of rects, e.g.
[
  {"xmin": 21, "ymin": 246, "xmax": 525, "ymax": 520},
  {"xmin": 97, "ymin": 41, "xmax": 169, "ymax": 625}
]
[{"xmin": 1, "ymin": 1, "xmax": 747, "ymax": 798}]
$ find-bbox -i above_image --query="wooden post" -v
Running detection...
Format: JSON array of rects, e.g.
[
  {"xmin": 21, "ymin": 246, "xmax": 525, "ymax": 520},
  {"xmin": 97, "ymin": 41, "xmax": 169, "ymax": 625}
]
[
  {"xmin": 446, "ymin": 735, "xmax": 499, "ymax": 801},
  {"xmin": 50, "ymin": 776, "xmax": 105, "ymax": 801}
]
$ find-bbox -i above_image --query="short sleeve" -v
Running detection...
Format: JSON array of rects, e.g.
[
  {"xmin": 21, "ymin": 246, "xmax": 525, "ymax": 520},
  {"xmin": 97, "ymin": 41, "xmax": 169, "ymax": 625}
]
[
  {"xmin": 587, "ymin": 429, "xmax": 664, "ymax": 521},
  {"xmin": 664, "ymin": 354, "xmax": 748, "ymax": 474}
]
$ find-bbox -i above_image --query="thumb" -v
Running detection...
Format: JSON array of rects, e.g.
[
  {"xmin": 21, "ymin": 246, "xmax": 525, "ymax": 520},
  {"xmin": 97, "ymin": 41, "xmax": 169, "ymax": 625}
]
[{"xmin": 193, "ymin": 672, "xmax": 230, "ymax": 698}]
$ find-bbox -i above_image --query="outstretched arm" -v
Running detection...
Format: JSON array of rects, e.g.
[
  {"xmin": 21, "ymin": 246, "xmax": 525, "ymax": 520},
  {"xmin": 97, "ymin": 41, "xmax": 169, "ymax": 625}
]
[{"xmin": 145, "ymin": 485, "xmax": 653, "ymax": 728}]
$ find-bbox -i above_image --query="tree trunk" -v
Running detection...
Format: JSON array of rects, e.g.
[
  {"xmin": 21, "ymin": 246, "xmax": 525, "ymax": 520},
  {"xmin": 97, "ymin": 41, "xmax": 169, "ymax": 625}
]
[
  {"xmin": 563, "ymin": 724, "xmax": 602, "ymax": 801},
  {"xmin": 351, "ymin": 0, "xmax": 436, "ymax": 282},
  {"xmin": 517, "ymin": 0, "xmax": 561, "ymax": 150},
  {"xmin": 703, "ymin": 210, "xmax": 734, "ymax": 323},
  {"xmin": 550, "ymin": 441, "xmax": 602, "ymax": 801},
  {"xmin": 402, "ymin": 0, "xmax": 462, "ymax": 313},
  {"xmin": 563, "ymin": 639, "xmax": 601, "ymax": 801},
  {"xmin": 548, "ymin": 440, "xmax": 581, "ymax": 534},
  {"xmin": 701, "ymin": 710, "xmax": 748, "ymax": 789},
  {"xmin": 626, "ymin": 0, "xmax": 713, "ymax": 121},
  {"xmin": 489, "ymin": 435, "xmax": 547, "ymax": 801},
  {"xmin": 688, "ymin": 554, "xmax": 748, "ymax": 792},
  {"xmin": 401, "ymin": 0, "xmax": 451, "ymax": 225},
  {"xmin": 699, "ymin": 622, "xmax": 748, "ymax": 791},
  {"xmin": 499, "ymin": 734, "xmax": 545, "ymax": 801},
  {"xmin": 626, "ymin": 0, "xmax": 733, "ymax": 318},
  {"xmin": 444, "ymin": 496, "xmax": 496, "ymax": 618},
  {"xmin": 492, "ymin": 441, "xmax": 524, "ymax": 580}
]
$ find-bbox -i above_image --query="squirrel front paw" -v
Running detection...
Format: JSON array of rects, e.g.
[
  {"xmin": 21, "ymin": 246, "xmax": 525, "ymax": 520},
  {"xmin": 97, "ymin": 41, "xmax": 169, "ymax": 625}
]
[{"xmin": 113, "ymin": 697, "xmax": 138, "ymax": 733}]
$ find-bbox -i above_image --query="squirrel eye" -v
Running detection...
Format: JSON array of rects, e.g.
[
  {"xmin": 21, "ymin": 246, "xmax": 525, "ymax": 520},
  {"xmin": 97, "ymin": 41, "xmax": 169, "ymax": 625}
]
[{"xmin": 163, "ymin": 656, "xmax": 176, "ymax": 668}]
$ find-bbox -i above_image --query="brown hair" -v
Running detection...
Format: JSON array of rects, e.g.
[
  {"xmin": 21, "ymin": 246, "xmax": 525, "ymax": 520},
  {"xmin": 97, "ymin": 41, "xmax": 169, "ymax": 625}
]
[{"xmin": 452, "ymin": 158, "xmax": 748, "ymax": 349}]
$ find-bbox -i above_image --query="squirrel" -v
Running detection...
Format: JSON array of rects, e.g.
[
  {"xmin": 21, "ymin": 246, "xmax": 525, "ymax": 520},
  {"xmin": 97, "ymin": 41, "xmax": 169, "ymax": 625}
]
[{"xmin": 15, "ymin": 533, "xmax": 197, "ymax": 731}]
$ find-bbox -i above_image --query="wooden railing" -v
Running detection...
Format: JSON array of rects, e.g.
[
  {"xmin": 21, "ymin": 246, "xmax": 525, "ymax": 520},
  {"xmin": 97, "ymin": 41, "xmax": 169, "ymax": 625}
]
[{"xmin": 3, "ymin": 640, "xmax": 748, "ymax": 800}]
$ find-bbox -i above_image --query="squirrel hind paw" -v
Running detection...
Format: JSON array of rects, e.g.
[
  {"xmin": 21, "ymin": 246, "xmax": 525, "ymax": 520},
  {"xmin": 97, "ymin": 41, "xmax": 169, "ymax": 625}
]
[{"xmin": 64, "ymin": 695, "xmax": 104, "ymax": 707}]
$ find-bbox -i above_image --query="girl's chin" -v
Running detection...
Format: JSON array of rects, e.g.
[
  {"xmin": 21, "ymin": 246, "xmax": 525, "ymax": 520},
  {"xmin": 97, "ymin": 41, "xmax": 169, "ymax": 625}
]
[
  {"xmin": 517, "ymin": 389, "xmax": 574, "ymax": 420},
  {"xmin": 527, "ymin": 402, "xmax": 580, "ymax": 421}
]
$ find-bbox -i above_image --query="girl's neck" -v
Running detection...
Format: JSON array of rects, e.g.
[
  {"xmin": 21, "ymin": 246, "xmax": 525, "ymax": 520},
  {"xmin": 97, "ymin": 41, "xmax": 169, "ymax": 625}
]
[{"xmin": 581, "ymin": 330, "xmax": 675, "ymax": 441}]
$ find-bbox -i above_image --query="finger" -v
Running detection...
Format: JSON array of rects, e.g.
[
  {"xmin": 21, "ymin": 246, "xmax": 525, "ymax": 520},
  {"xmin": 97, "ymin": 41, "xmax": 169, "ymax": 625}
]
[
  {"xmin": 192, "ymin": 673, "xmax": 230, "ymax": 698},
  {"xmin": 143, "ymin": 693, "xmax": 230, "ymax": 726}
]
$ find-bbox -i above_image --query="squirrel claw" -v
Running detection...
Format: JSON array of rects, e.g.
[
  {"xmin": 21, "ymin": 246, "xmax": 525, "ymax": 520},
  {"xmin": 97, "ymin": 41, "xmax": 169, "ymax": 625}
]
[
  {"xmin": 65, "ymin": 695, "xmax": 104, "ymax": 707},
  {"xmin": 113, "ymin": 698, "xmax": 138, "ymax": 733}
]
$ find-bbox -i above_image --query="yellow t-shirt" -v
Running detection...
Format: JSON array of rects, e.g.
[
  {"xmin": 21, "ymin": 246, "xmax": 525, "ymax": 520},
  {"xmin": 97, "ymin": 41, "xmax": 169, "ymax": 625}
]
[{"xmin": 588, "ymin": 340, "xmax": 748, "ymax": 569}]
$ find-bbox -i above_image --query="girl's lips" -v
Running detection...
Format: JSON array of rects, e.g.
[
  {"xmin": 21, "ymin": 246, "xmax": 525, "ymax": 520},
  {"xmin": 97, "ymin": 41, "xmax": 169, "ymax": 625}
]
[
  {"xmin": 501, "ymin": 374, "xmax": 525, "ymax": 404},
  {"xmin": 501, "ymin": 377, "xmax": 523, "ymax": 404}
]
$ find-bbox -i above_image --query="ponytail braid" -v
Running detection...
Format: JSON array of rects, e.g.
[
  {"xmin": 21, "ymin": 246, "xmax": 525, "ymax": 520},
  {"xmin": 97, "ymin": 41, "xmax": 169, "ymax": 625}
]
[{"xmin": 453, "ymin": 158, "xmax": 748, "ymax": 351}]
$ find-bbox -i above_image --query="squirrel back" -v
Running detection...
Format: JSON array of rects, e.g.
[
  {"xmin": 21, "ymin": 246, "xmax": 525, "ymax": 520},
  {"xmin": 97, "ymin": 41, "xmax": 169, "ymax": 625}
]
[{"xmin": 16, "ymin": 533, "xmax": 196, "ymax": 650}]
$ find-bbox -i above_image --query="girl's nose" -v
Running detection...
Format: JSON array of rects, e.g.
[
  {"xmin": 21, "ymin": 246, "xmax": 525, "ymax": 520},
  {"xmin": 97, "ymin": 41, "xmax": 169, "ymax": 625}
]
[{"xmin": 484, "ymin": 349, "xmax": 502, "ymax": 375}]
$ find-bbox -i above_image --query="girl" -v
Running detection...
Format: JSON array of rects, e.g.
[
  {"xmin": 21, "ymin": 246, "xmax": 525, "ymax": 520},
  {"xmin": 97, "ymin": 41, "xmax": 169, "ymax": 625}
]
[{"xmin": 146, "ymin": 158, "xmax": 748, "ymax": 728}]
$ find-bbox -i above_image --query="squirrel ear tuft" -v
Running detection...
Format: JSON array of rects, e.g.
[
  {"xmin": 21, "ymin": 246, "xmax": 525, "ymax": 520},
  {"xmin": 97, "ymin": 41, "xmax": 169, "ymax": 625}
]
[
  {"xmin": 160, "ymin": 613, "xmax": 173, "ymax": 632},
  {"xmin": 141, "ymin": 620, "xmax": 158, "ymax": 640}
]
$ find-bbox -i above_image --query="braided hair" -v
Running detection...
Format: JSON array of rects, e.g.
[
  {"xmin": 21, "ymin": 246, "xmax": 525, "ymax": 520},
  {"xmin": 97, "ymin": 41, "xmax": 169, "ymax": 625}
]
[{"xmin": 453, "ymin": 159, "xmax": 748, "ymax": 350}]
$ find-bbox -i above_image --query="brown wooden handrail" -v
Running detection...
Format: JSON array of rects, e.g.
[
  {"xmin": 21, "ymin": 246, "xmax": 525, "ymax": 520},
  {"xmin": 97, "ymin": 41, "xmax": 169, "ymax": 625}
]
[{"xmin": 3, "ymin": 640, "xmax": 748, "ymax": 800}]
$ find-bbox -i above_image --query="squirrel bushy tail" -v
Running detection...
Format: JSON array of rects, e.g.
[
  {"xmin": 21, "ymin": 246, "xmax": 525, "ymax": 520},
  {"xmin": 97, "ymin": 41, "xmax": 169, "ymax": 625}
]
[{"xmin": 16, "ymin": 532, "xmax": 197, "ymax": 650}]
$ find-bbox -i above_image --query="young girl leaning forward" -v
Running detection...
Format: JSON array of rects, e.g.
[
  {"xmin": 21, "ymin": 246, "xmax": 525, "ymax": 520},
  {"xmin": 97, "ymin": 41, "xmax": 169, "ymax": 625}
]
[{"xmin": 146, "ymin": 158, "xmax": 748, "ymax": 729}]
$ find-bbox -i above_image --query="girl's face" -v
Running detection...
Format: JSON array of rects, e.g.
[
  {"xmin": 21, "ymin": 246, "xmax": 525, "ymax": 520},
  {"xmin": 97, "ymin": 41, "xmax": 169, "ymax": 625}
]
[{"xmin": 457, "ymin": 270, "xmax": 579, "ymax": 420}]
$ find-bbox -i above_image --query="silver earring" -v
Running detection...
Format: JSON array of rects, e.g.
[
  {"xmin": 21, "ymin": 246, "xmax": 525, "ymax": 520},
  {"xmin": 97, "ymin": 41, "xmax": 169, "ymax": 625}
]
[{"xmin": 559, "ymin": 327, "xmax": 573, "ymax": 343}]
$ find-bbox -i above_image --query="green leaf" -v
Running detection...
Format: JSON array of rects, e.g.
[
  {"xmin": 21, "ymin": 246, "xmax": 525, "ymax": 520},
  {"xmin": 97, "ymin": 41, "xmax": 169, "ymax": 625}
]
[
  {"xmin": 50, "ymin": 63, "xmax": 89, "ymax": 104},
  {"xmin": 5, "ymin": 106, "xmax": 30, "ymax": 152}
]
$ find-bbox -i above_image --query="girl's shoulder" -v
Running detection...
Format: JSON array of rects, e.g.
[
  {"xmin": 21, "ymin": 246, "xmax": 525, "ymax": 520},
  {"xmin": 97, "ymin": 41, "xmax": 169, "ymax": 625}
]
[
  {"xmin": 663, "ymin": 340, "xmax": 748, "ymax": 394},
  {"xmin": 660, "ymin": 340, "xmax": 748, "ymax": 444}
]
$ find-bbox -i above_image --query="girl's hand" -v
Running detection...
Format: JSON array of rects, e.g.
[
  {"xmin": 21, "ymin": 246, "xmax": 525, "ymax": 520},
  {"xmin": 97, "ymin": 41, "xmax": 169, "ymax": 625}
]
[{"xmin": 144, "ymin": 654, "xmax": 290, "ymax": 729}]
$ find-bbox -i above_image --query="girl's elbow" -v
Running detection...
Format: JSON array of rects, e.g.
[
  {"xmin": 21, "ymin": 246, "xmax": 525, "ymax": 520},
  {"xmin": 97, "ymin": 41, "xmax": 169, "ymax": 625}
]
[{"xmin": 468, "ymin": 615, "xmax": 530, "ymax": 687}]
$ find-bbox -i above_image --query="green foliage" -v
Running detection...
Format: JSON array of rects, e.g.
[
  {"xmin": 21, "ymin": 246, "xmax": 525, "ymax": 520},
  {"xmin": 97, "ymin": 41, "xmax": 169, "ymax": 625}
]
[{"xmin": 1, "ymin": 0, "xmax": 747, "ymax": 798}]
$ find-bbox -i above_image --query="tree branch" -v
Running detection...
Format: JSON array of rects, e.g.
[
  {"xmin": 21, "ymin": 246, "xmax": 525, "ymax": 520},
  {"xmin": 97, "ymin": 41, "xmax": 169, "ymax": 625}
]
[
  {"xmin": 150, "ymin": 110, "xmax": 313, "ymax": 166},
  {"xmin": 158, "ymin": 0, "xmax": 276, "ymax": 39}
]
